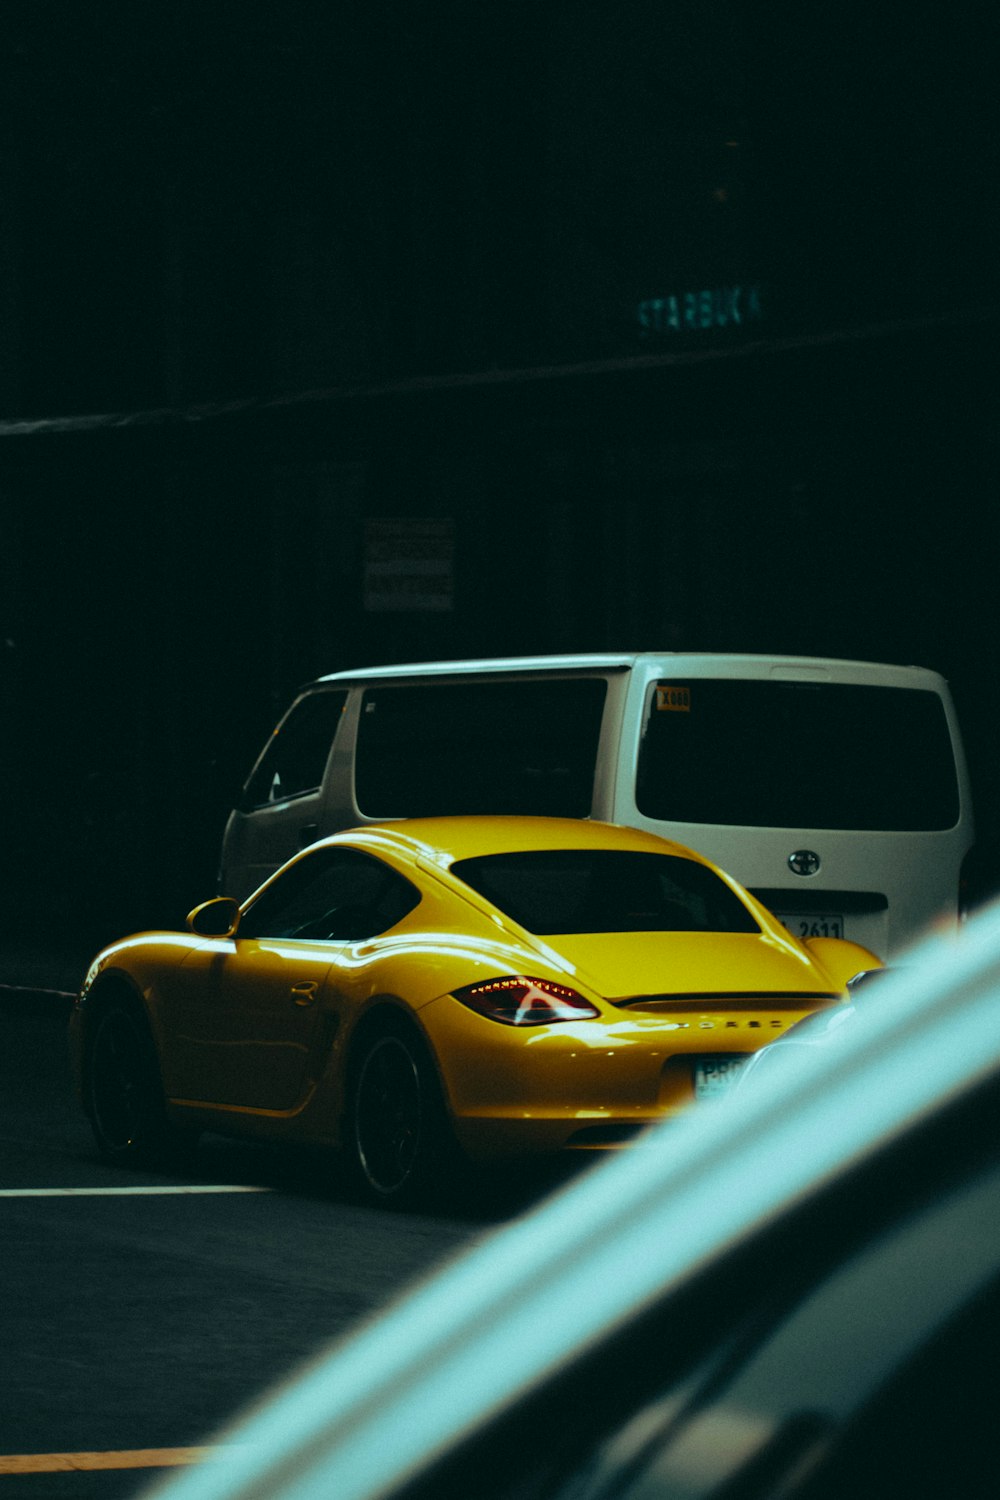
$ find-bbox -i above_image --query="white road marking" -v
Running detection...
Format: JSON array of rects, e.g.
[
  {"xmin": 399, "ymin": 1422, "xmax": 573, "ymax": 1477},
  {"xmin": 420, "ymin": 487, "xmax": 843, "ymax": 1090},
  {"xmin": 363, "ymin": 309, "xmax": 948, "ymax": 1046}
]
[
  {"xmin": 0, "ymin": 1185, "xmax": 272, "ymax": 1197},
  {"xmin": 0, "ymin": 982, "xmax": 77, "ymax": 999}
]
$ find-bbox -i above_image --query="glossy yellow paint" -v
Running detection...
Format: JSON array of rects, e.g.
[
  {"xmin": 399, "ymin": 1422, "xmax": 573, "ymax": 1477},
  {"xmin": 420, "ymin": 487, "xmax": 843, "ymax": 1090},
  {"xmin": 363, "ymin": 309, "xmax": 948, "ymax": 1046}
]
[
  {"xmin": 71, "ymin": 815, "xmax": 880, "ymax": 1166},
  {"xmin": 154, "ymin": 935, "xmax": 338, "ymax": 1112},
  {"xmin": 418, "ymin": 985, "xmax": 826, "ymax": 1158}
]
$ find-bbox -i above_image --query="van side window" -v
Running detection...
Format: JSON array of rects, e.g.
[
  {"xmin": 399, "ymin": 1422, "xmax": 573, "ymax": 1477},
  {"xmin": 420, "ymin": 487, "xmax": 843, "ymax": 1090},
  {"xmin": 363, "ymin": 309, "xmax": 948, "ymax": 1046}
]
[
  {"xmin": 355, "ymin": 679, "xmax": 607, "ymax": 818},
  {"xmin": 240, "ymin": 691, "xmax": 348, "ymax": 811}
]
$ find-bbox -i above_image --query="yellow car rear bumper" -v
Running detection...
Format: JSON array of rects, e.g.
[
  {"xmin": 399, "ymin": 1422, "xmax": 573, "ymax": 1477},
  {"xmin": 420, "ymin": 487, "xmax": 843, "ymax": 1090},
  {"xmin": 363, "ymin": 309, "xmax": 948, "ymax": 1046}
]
[{"xmin": 420, "ymin": 991, "xmax": 825, "ymax": 1160}]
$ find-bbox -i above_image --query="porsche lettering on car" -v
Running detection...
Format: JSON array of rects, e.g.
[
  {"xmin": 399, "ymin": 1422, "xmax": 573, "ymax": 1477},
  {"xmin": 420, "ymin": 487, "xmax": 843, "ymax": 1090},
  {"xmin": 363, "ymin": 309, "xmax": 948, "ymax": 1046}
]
[{"xmin": 70, "ymin": 817, "xmax": 880, "ymax": 1205}]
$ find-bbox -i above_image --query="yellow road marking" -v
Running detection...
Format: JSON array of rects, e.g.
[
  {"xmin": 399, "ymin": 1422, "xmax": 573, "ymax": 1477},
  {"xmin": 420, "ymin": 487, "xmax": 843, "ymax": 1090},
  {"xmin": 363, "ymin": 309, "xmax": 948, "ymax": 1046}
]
[
  {"xmin": 0, "ymin": 1186, "xmax": 271, "ymax": 1197},
  {"xmin": 0, "ymin": 1447, "xmax": 250, "ymax": 1473}
]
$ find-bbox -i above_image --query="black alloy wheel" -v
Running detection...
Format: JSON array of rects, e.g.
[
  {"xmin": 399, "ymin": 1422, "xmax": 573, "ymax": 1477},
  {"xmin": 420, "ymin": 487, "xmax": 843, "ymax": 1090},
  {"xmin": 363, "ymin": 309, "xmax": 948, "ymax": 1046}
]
[
  {"xmin": 350, "ymin": 1026, "xmax": 450, "ymax": 1207},
  {"xmin": 86, "ymin": 1000, "xmax": 172, "ymax": 1165}
]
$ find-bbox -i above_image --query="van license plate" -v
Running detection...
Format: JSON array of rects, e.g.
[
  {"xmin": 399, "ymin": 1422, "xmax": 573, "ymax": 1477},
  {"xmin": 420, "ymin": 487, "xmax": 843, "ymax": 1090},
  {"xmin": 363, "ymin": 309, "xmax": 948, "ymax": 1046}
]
[
  {"xmin": 777, "ymin": 913, "xmax": 845, "ymax": 940},
  {"xmin": 694, "ymin": 1057, "xmax": 749, "ymax": 1099}
]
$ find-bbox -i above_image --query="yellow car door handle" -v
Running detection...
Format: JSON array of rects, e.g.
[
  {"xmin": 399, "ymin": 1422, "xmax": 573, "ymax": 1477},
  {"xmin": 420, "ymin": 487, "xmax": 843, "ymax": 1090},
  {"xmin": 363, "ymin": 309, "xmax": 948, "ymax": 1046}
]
[{"xmin": 290, "ymin": 981, "xmax": 319, "ymax": 1006}]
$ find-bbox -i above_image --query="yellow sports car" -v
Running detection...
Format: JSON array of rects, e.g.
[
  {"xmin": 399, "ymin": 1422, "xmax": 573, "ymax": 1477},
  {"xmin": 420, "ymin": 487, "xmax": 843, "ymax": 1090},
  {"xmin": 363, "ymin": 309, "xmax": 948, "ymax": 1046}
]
[{"xmin": 70, "ymin": 816, "xmax": 879, "ymax": 1205}]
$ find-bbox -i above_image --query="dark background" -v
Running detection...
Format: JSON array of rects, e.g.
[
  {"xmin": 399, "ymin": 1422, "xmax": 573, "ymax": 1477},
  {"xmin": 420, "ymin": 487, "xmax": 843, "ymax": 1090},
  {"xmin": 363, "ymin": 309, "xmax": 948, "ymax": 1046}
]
[{"xmin": 0, "ymin": 1, "xmax": 997, "ymax": 946}]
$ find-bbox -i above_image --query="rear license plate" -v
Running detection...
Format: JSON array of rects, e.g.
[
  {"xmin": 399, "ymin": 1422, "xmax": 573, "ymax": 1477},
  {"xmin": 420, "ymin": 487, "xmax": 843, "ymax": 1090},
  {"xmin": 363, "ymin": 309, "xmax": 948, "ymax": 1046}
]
[
  {"xmin": 776, "ymin": 912, "xmax": 845, "ymax": 940},
  {"xmin": 694, "ymin": 1056, "xmax": 750, "ymax": 1099}
]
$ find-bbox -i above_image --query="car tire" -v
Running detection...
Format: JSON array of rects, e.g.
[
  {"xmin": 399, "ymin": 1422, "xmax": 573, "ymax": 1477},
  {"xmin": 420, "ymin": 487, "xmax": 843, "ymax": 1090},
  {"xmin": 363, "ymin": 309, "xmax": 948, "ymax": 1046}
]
[
  {"xmin": 347, "ymin": 1020, "xmax": 456, "ymax": 1209},
  {"xmin": 84, "ymin": 996, "xmax": 192, "ymax": 1167}
]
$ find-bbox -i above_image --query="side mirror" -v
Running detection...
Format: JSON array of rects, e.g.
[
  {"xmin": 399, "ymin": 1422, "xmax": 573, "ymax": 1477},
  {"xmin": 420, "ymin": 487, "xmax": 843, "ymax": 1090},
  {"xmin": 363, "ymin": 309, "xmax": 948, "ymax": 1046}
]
[
  {"xmin": 846, "ymin": 966, "xmax": 897, "ymax": 998},
  {"xmin": 187, "ymin": 896, "xmax": 241, "ymax": 939}
]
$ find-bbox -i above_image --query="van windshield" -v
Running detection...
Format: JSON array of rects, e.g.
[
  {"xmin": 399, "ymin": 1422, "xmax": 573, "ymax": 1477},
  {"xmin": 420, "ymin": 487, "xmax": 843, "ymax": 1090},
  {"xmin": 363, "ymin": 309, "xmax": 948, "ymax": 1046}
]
[
  {"xmin": 635, "ymin": 680, "xmax": 960, "ymax": 832},
  {"xmin": 451, "ymin": 850, "xmax": 760, "ymax": 935}
]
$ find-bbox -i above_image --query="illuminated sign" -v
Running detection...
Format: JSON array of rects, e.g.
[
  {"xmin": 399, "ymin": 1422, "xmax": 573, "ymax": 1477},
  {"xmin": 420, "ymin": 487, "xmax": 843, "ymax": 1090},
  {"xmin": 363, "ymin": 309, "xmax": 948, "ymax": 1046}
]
[{"xmin": 637, "ymin": 283, "xmax": 763, "ymax": 337}]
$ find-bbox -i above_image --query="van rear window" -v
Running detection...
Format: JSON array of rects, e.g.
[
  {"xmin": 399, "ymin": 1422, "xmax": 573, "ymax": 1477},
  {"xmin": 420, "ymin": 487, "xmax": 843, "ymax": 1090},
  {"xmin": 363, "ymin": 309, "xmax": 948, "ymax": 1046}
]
[
  {"xmin": 355, "ymin": 678, "xmax": 606, "ymax": 818},
  {"xmin": 635, "ymin": 680, "xmax": 960, "ymax": 832}
]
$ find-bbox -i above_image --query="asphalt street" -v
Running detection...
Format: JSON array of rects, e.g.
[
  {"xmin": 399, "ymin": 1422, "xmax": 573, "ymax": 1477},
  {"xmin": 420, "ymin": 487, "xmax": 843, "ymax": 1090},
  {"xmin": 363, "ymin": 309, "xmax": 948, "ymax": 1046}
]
[{"xmin": 0, "ymin": 975, "xmax": 552, "ymax": 1499}]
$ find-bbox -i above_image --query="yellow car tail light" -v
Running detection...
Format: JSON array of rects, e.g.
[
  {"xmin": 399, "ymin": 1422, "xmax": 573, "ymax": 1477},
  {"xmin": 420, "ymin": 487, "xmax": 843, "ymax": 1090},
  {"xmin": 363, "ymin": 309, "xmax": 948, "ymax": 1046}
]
[{"xmin": 452, "ymin": 976, "xmax": 600, "ymax": 1026}]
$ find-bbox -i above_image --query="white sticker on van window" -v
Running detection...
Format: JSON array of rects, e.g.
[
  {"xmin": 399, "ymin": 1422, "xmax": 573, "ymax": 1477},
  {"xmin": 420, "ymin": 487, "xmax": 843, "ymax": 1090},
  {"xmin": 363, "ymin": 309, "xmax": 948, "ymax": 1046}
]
[{"xmin": 656, "ymin": 685, "xmax": 691, "ymax": 712}]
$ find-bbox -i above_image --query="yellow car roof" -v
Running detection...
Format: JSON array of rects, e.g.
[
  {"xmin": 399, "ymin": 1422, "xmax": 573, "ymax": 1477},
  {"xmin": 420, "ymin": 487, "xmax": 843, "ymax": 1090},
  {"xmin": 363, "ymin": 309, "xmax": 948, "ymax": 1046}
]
[{"xmin": 339, "ymin": 815, "xmax": 705, "ymax": 866}]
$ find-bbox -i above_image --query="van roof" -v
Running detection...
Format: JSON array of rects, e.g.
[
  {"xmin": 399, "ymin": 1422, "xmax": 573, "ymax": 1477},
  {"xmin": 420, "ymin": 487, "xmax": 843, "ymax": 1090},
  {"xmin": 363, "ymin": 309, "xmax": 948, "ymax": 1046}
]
[{"xmin": 312, "ymin": 652, "xmax": 946, "ymax": 687}]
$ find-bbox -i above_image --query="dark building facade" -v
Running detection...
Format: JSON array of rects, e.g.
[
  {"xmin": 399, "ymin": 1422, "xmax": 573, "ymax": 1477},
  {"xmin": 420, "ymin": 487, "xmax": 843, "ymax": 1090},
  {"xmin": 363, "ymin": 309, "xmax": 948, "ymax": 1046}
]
[{"xmin": 0, "ymin": 1, "xmax": 997, "ymax": 939}]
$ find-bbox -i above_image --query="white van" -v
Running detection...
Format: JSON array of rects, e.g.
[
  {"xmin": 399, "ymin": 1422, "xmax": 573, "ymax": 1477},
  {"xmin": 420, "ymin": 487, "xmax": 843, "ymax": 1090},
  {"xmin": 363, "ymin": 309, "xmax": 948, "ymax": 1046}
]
[{"xmin": 219, "ymin": 653, "xmax": 974, "ymax": 960}]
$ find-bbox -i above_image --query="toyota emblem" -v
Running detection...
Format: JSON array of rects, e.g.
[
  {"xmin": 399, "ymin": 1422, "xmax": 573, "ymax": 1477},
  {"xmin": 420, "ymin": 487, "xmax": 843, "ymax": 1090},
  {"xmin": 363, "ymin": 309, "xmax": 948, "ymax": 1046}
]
[{"xmin": 788, "ymin": 849, "xmax": 821, "ymax": 877}]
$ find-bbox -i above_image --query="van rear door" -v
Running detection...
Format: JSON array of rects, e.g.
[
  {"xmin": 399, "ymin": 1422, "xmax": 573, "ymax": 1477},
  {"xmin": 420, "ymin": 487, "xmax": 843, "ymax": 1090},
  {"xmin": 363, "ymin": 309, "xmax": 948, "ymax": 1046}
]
[{"xmin": 620, "ymin": 665, "xmax": 971, "ymax": 960}]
